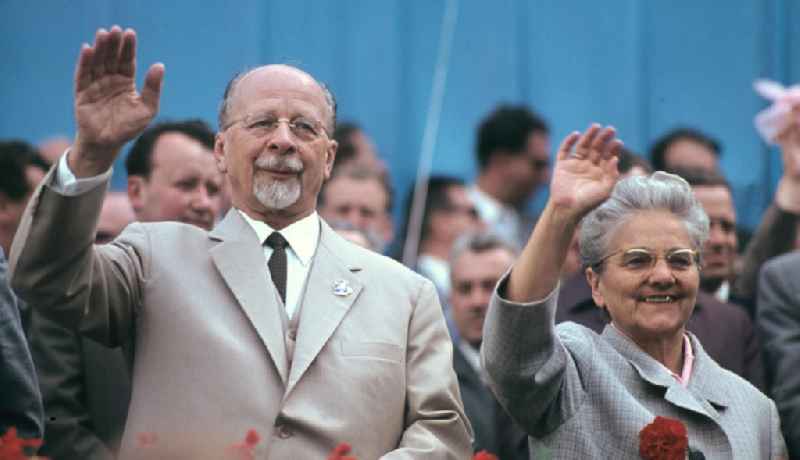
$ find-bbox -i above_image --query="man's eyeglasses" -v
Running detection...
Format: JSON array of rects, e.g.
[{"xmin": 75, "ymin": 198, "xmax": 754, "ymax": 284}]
[
  {"xmin": 224, "ymin": 113, "xmax": 329, "ymax": 141},
  {"xmin": 595, "ymin": 247, "xmax": 700, "ymax": 272},
  {"xmin": 531, "ymin": 158, "xmax": 549, "ymax": 171}
]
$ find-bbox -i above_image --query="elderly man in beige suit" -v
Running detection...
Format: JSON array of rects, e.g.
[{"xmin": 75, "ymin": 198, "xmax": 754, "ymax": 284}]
[{"xmin": 9, "ymin": 26, "xmax": 471, "ymax": 459}]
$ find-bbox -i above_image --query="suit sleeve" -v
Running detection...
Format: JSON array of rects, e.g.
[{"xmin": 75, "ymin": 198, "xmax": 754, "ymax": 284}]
[
  {"xmin": 734, "ymin": 204, "xmax": 799, "ymax": 311},
  {"xmin": 481, "ymin": 273, "xmax": 587, "ymax": 438},
  {"xmin": 9, "ymin": 168, "xmax": 147, "ymax": 348},
  {"xmin": 381, "ymin": 279, "xmax": 473, "ymax": 460},
  {"xmin": 757, "ymin": 254, "xmax": 800, "ymax": 458},
  {"xmin": 28, "ymin": 311, "xmax": 115, "ymax": 460}
]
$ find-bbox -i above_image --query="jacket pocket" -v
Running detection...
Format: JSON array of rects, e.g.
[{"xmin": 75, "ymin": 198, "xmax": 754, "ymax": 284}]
[{"xmin": 339, "ymin": 340, "xmax": 403, "ymax": 363}]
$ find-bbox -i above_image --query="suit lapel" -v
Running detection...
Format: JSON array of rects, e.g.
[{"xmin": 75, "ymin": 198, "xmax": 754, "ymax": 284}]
[
  {"xmin": 209, "ymin": 210, "xmax": 289, "ymax": 384},
  {"xmin": 286, "ymin": 221, "xmax": 362, "ymax": 395},
  {"xmin": 601, "ymin": 326, "xmax": 716, "ymax": 419},
  {"xmin": 452, "ymin": 343, "xmax": 482, "ymax": 389}
]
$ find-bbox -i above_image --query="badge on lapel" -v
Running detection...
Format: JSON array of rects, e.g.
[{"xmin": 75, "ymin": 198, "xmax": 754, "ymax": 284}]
[{"xmin": 332, "ymin": 279, "xmax": 354, "ymax": 297}]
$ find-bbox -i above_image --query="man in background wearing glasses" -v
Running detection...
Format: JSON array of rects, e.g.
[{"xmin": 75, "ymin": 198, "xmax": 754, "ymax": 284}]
[{"xmin": 468, "ymin": 104, "xmax": 551, "ymax": 248}]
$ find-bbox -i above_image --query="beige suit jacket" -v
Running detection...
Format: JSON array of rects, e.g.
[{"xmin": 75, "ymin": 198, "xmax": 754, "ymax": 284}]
[{"xmin": 10, "ymin": 171, "xmax": 471, "ymax": 459}]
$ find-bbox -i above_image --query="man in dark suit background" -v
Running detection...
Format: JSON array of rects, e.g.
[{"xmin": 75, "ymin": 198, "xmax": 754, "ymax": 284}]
[
  {"xmin": 449, "ymin": 232, "xmax": 527, "ymax": 460},
  {"xmin": 0, "ymin": 140, "xmax": 46, "ymax": 441},
  {"xmin": 758, "ymin": 251, "xmax": 800, "ymax": 457}
]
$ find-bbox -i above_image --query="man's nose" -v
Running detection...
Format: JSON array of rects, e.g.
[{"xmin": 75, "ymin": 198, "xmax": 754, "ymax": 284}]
[
  {"xmin": 470, "ymin": 287, "xmax": 492, "ymax": 308},
  {"xmin": 268, "ymin": 122, "xmax": 296, "ymax": 153},
  {"xmin": 708, "ymin": 223, "xmax": 727, "ymax": 246},
  {"xmin": 192, "ymin": 186, "xmax": 213, "ymax": 212}
]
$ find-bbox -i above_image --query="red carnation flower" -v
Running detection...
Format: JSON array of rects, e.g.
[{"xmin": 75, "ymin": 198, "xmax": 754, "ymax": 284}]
[
  {"xmin": 227, "ymin": 428, "xmax": 262, "ymax": 460},
  {"xmin": 0, "ymin": 427, "xmax": 44, "ymax": 460},
  {"xmin": 327, "ymin": 442, "xmax": 357, "ymax": 460},
  {"xmin": 244, "ymin": 429, "xmax": 260, "ymax": 447},
  {"xmin": 473, "ymin": 450, "xmax": 499, "ymax": 460},
  {"xmin": 639, "ymin": 416, "xmax": 688, "ymax": 460}
]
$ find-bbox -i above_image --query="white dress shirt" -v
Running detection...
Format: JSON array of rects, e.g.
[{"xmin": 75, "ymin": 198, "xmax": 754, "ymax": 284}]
[
  {"xmin": 238, "ymin": 211, "xmax": 319, "ymax": 319},
  {"xmin": 416, "ymin": 254, "xmax": 451, "ymax": 297},
  {"xmin": 54, "ymin": 150, "xmax": 319, "ymax": 318},
  {"xmin": 468, "ymin": 184, "xmax": 523, "ymax": 246}
]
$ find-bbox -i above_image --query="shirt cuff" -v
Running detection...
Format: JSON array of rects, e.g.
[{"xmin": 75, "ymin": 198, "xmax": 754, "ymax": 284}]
[{"xmin": 52, "ymin": 149, "xmax": 112, "ymax": 196}]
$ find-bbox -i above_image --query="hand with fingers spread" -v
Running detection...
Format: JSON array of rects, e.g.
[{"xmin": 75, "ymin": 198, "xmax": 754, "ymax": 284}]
[
  {"xmin": 71, "ymin": 25, "xmax": 164, "ymax": 177},
  {"xmin": 549, "ymin": 124, "xmax": 623, "ymax": 221},
  {"xmin": 507, "ymin": 124, "xmax": 623, "ymax": 302}
]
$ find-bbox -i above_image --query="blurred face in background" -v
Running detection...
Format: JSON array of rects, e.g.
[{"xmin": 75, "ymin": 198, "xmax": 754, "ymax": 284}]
[
  {"xmin": 128, "ymin": 132, "xmax": 224, "ymax": 230},
  {"xmin": 319, "ymin": 175, "xmax": 393, "ymax": 245},
  {"xmin": 432, "ymin": 185, "xmax": 483, "ymax": 247},
  {"xmin": 664, "ymin": 139, "xmax": 719, "ymax": 173},
  {"xmin": 0, "ymin": 165, "xmax": 46, "ymax": 254},
  {"xmin": 692, "ymin": 185, "xmax": 737, "ymax": 291},
  {"xmin": 502, "ymin": 131, "xmax": 550, "ymax": 207},
  {"xmin": 96, "ymin": 192, "xmax": 135, "ymax": 243},
  {"xmin": 449, "ymin": 247, "xmax": 515, "ymax": 347}
]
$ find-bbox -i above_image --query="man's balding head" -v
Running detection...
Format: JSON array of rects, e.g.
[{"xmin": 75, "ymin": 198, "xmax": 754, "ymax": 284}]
[
  {"xmin": 214, "ymin": 64, "xmax": 339, "ymax": 229},
  {"xmin": 218, "ymin": 65, "xmax": 337, "ymax": 133}
]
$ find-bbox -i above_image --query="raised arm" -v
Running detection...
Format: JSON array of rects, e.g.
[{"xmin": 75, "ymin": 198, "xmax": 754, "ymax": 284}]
[
  {"xmin": 71, "ymin": 26, "xmax": 163, "ymax": 177},
  {"xmin": 9, "ymin": 27, "xmax": 161, "ymax": 343},
  {"xmin": 507, "ymin": 124, "xmax": 622, "ymax": 302},
  {"xmin": 481, "ymin": 125, "xmax": 621, "ymax": 437},
  {"xmin": 735, "ymin": 105, "xmax": 800, "ymax": 308}
]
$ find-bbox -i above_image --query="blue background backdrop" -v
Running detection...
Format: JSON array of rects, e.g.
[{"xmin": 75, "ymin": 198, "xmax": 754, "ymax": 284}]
[{"xmin": 2, "ymin": 0, "xmax": 798, "ymax": 231}]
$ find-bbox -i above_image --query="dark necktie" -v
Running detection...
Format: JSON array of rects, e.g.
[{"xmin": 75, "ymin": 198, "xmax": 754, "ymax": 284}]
[{"xmin": 265, "ymin": 232, "xmax": 289, "ymax": 305}]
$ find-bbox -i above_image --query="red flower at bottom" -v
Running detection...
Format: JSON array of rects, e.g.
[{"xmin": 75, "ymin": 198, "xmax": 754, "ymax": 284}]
[
  {"xmin": 0, "ymin": 427, "xmax": 44, "ymax": 460},
  {"xmin": 227, "ymin": 429, "xmax": 261, "ymax": 460},
  {"xmin": 327, "ymin": 442, "xmax": 357, "ymax": 460},
  {"xmin": 473, "ymin": 450, "xmax": 499, "ymax": 460},
  {"xmin": 639, "ymin": 416, "xmax": 688, "ymax": 460}
]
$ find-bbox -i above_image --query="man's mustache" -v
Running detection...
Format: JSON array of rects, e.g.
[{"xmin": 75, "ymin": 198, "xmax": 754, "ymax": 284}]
[{"xmin": 255, "ymin": 155, "xmax": 303, "ymax": 173}]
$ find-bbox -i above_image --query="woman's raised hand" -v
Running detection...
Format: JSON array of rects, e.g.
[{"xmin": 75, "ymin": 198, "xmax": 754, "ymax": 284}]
[{"xmin": 549, "ymin": 124, "xmax": 623, "ymax": 221}]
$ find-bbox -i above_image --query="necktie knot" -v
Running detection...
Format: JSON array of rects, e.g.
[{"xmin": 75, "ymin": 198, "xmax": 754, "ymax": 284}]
[{"xmin": 265, "ymin": 232, "xmax": 288, "ymax": 250}]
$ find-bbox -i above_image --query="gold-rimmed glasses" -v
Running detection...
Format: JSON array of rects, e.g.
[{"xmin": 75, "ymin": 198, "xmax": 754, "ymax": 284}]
[
  {"xmin": 223, "ymin": 112, "xmax": 329, "ymax": 141},
  {"xmin": 595, "ymin": 247, "xmax": 700, "ymax": 272}
]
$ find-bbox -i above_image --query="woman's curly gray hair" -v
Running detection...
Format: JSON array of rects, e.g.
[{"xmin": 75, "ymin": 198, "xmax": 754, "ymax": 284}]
[{"xmin": 579, "ymin": 171, "xmax": 710, "ymax": 273}]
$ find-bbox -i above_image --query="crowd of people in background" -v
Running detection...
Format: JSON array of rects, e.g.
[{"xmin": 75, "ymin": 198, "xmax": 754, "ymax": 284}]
[{"xmin": 2, "ymin": 25, "xmax": 800, "ymax": 459}]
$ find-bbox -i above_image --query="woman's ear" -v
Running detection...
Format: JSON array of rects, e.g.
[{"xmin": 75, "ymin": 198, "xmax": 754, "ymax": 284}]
[{"xmin": 585, "ymin": 267, "xmax": 606, "ymax": 309}]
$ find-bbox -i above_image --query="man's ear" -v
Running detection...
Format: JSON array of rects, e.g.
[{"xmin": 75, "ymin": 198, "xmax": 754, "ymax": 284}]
[
  {"xmin": 323, "ymin": 139, "xmax": 338, "ymax": 180},
  {"xmin": 585, "ymin": 267, "xmax": 606, "ymax": 309},
  {"xmin": 214, "ymin": 133, "xmax": 228, "ymax": 174},
  {"xmin": 127, "ymin": 176, "xmax": 146, "ymax": 215}
]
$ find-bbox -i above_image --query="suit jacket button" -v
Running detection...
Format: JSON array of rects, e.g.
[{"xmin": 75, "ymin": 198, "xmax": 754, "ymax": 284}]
[
  {"xmin": 276, "ymin": 424, "xmax": 293, "ymax": 439},
  {"xmin": 288, "ymin": 329, "xmax": 297, "ymax": 341}
]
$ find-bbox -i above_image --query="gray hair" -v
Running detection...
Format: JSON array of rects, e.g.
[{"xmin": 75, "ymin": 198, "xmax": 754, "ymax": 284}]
[
  {"xmin": 217, "ymin": 66, "xmax": 338, "ymax": 133},
  {"xmin": 449, "ymin": 231, "xmax": 520, "ymax": 268},
  {"xmin": 579, "ymin": 171, "xmax": 709, "ymax": 272}
]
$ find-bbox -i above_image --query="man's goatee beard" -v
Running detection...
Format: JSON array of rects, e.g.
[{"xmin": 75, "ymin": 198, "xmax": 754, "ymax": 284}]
[{"xmin": 253, "ymin": 155, "xmax": 303, "ymax": 210}]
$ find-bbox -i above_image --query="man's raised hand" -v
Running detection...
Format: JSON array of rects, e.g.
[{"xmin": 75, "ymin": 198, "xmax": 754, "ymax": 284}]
[{"xmin": 71, "ymin": 26, "xmax": 164, "ymax": 177}]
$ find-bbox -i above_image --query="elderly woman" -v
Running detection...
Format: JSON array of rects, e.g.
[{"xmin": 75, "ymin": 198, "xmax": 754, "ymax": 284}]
[{"xmin": 481, "ymin": 125, "xmax": 787, "ymax": 459}]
